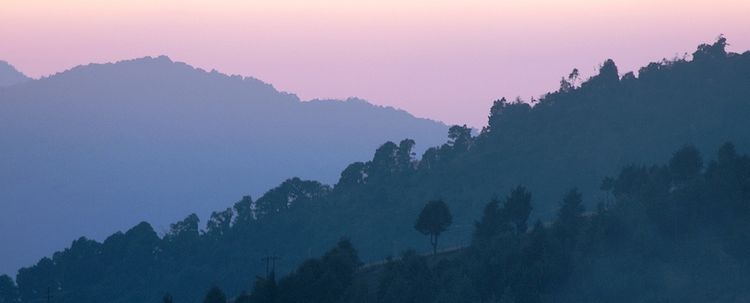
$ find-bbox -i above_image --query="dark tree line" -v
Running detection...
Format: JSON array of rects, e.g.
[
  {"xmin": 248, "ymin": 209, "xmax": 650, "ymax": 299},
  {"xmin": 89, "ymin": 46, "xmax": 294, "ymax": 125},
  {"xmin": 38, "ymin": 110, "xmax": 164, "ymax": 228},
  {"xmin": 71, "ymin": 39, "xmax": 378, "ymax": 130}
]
[
  {"xmin": 5, "ymin": 37, "xmax": 750, "ymax": 303},
  {"xmin": 191, "ymin": 142, "xmax": 750, "ymax": 303}
]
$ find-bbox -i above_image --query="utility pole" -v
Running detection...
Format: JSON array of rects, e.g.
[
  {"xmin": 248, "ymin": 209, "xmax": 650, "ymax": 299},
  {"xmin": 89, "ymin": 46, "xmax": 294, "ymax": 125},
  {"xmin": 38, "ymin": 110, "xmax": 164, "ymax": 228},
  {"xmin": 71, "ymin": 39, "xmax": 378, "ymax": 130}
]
[
  {"xmin": 46, "ymin": 287, "xmax": 51, "ymax": 303},
  {"xmin": 261, "ymin": 254, "xmax": 281, "ymax": 278}
]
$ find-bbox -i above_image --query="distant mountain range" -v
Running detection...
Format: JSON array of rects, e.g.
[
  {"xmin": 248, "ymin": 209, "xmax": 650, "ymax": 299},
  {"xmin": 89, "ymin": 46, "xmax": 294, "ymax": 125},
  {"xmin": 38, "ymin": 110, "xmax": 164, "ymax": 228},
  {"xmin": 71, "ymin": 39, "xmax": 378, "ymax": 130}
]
[
  {"xmin": 0, "ymin": 61, "xmax": 30, "ymax": 87},
  {"xmin": 6, "ymin": 38, "xmax": 750, "ymax": 303},
  {"xmin": 0, "ymin": 56, "xmax": 448, "ymax": 275}
]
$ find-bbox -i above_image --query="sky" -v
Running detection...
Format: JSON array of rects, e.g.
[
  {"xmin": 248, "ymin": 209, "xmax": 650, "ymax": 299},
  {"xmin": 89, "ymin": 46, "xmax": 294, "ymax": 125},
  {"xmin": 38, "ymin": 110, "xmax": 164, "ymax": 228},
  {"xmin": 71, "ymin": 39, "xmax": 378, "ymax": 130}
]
[{"xmin": 1, "ymin": 0, "xmax": 749, "ymax": 127}]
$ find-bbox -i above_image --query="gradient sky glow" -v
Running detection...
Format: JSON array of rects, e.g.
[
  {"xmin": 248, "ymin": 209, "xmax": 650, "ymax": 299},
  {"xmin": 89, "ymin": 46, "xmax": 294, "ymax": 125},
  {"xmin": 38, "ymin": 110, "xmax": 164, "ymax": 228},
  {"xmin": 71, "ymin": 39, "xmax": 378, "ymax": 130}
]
[{"xmin": 2, "ymin": 0, "xmax": 749, "ymax": 126}]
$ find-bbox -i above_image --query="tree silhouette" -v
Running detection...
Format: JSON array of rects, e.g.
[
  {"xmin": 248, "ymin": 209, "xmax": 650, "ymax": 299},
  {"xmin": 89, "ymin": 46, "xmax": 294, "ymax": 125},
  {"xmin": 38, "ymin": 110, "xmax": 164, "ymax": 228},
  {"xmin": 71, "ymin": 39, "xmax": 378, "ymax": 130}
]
[
  {"xmin": 253, "ymin": 177, "xmax": 331, "ymax": 218},
  {"xmin": 202, "ymin": 286, "xmax": 226, "ymax": 303},
  {"xmin": 503, "ymin": 186, "xmax": 533, "ymax": 234},
  {"xmin": 487, "ymin": 97, "xmax": 508, "ymax": 132},
  {"xmin": 376, "ymin": 250, "xmax": 434, "ymax": 303},
  {"xmin": 277, "ymin": 239, "xmax": 361, "ymax": 303},
  {"xmin": 0, "ymin": 275, "xmax": 20, "ymax": 303},
  {"xmin": 693, "ymin": 35, "xmax": 727, "ymax": 62},
  {"xmin": 554, "ymin": 188, "xmax": 585, "ymax": 241},
  {"xmin": 415, "ymin": 200, "xmax": 453, "ymax": 255},
  {"xmin": 249, "ymin": 274, "xmax": 277, "ymax": 303},
  {"xmin": 206, "ymin": 208, "xmax": 233, "ymax": 237},
  {"xmin": 165, "ymin": 213, "xmax": 200, "ymax": 242},
  {"xmin": 473, "ymin": 198, "xmax": 506, "ymax": 241},
  {"xmin": 397, "ymin": 139, "xmax": 417, "ymax": 172},
  {"xmin": 559, "ymin": 76, "xmax": 573, "ymax": 92},
  {"xmin": 447, "ymin": 125, "xmax": 472, "ymax": 153},
  {"xmin": 568, "ymin": 68, "xmax": 580, "ymax": 86},
  {"xmin": 669, "ymin": 145, "xmax": 703, "ymax": 183},
  {"xmin": 232, "ymin": 195, "xmax": 254, "ymax": 224},
  {"xmin": 338, "ymin": 162, "xmax": 367, "ymax": 189}
]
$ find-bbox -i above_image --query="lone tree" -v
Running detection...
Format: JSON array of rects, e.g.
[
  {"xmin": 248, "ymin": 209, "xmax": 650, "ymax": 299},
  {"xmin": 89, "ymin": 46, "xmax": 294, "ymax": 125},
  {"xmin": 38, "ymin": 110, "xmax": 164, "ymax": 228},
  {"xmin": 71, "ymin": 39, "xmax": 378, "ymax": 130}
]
[{"xmin": 415, "ymin": 200, "xmax": 453, "ymax": 255}]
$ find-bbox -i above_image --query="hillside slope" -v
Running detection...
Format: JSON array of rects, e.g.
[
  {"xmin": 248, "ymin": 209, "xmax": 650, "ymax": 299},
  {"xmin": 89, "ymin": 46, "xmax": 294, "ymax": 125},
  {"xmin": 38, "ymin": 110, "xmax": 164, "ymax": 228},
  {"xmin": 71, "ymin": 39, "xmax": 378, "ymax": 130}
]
[
  {"xmin": 223, "ymin": 142, "xmax": 750, "ymax": 303},
  {"xmin": 0, "ymin": 61, "xmax": 30, "ymax": 87},
  {"xmin": 0, "ymin": 56, "xmax": 448, "ymax": 275},
  {"xmin": 8, "ymin": 38, "xmax": 750, "ymax": 303}
]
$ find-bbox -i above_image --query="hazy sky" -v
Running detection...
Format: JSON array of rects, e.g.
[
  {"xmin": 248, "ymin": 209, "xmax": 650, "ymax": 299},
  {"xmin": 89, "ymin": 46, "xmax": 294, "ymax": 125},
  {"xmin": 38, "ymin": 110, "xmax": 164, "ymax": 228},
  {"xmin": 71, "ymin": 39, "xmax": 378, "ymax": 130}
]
[{"xmin": 1, "ymin": 0, "xmax": 748, "ymax": 126}]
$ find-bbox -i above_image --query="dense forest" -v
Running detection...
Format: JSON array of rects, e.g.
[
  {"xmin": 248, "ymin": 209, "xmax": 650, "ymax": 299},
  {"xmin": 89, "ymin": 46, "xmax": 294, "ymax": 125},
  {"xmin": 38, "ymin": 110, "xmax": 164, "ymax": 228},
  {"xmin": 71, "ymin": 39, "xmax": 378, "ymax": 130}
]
[
  {"xmin": 2, "ymin": 38, "xmax": 750, "ymax": 303},
  {"xmin": 205, "ymin": 141, "xmax": 750, "ymax": 303}
]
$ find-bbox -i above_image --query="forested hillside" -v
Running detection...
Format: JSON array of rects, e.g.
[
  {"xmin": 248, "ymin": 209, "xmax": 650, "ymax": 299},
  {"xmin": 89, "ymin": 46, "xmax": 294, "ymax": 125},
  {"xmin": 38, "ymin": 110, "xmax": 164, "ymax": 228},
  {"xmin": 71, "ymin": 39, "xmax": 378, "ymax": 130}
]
[
  {"xmin": 0, "ymin": 56, "xmax": 447, "ymax": 275},
  {"xmin": 3, "ymin": 38, "xmax": 750, "ymax": 303},
  {"xmin": 221, "ymin": 142, "xmax": 750, "ymax": 303}
]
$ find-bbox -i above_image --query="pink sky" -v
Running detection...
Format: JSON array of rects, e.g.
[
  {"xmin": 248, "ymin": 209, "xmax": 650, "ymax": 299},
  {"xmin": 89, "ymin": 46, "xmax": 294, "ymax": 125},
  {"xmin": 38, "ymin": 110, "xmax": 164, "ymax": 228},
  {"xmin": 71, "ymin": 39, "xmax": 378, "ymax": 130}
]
[{"xmin": 1, "ymin": 0, "xmax": 749, "ymax": 126}]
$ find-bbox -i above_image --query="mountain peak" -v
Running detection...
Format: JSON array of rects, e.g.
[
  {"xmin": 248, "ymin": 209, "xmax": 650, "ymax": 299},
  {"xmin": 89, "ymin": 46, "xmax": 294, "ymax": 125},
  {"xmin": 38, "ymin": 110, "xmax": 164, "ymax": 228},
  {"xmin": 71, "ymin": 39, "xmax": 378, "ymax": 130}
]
[
  {"xmin": 0, "ymin": 60, "xmax": 31, "ymax": 87},
  {"xmin": 54, "ymin": 55, "xmax": 195, "ymax": 78},
  {"xmin": 110, "ymin": 55, "xmax": 175, "ymax": 66},
  {"xmin": 31, "ymin": 55, "xmax": 299, "ymax": 103}
]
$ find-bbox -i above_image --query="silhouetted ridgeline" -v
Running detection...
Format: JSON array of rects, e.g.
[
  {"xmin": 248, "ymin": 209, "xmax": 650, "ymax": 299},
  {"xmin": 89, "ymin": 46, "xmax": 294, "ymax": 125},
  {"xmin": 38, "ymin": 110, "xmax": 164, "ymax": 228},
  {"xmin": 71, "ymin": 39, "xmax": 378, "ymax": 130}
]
[
  {"xmin": 3, "ymin": 38, "xmax": 750, "ymax": 303},
  {"xmin": 0, "ymin": 56, "xmax": 448, "ymax": 275},
  {"xmin": 0, "ymin": 61, "xmax": 30, "ymax": 87}
]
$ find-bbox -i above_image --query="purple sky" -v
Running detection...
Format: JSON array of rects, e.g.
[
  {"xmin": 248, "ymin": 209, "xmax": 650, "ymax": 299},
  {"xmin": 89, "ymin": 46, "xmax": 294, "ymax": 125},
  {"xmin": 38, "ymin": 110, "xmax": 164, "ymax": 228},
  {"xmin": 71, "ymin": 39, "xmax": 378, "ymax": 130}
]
[{"xmin": 1, "ymin": 0, "xmax": 749, "ymax": 126}]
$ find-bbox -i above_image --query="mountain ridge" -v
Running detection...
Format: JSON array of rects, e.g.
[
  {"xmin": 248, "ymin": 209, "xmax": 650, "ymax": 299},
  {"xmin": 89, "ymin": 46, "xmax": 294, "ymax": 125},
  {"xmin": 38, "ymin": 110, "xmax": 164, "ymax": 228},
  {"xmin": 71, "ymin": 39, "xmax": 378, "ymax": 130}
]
[
  {"xmin": 10, "ymin": 55, "xmax": 445, "ymax": 125},
  {"xmin": 6, "ymin": 38, "xmax": 750, "ymax": 303},
  {"xmin": 0, "ymin": 60, "xmax": 31, "ymax": 87},
  {"xmin": 0, "ymin": 55, "xmax": 449, "ymax": 276}
]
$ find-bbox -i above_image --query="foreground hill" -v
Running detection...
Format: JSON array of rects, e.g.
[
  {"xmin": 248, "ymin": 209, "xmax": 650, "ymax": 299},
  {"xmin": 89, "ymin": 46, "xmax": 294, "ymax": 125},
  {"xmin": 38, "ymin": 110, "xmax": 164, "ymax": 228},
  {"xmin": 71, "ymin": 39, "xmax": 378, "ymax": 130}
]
[
  {"xmin": 0, "ymin": 56, "xmax": 448, "ymax": 275},
  {"xmin": 6, "ymin": 38, "xmax": 750, "ymax": 303},
  {"xmin": 214, "ymin": 142, "xmax": 750, "ymax": 303}
]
